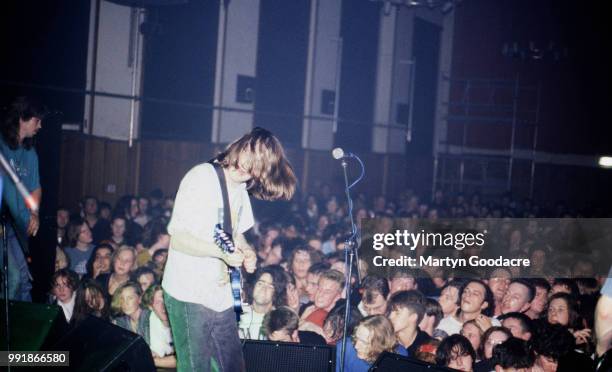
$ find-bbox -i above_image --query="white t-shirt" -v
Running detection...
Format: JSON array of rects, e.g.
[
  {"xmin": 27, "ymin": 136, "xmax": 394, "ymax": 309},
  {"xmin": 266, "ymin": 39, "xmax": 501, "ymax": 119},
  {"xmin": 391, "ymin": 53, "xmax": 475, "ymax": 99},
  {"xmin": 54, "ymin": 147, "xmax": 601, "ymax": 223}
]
[
  {"xmin": 149, "ymin": 311, "xmax": 174, "ymax": 357},
  {"xmin": 162, "ymin": 163, "xmax": 254, "ymax": 311},
  {"xmin": 436, "ymin": 314, "xmax": 501, "ymax": 336},
  {"xmin": 238, "ymin": 305, "xmax": 266, "ymax": 340},
  {"xmin": 57, "ymin": 292, "xmax": 76, "ymax": 323}
]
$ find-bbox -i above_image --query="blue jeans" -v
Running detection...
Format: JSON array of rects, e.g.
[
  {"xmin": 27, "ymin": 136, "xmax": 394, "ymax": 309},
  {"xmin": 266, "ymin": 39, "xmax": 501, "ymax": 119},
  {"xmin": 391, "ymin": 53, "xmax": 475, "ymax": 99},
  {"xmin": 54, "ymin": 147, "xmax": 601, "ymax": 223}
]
[
  {"xmin": 164, "ymin": 292, "xmax": 244, "ymax": 372},
  {"xmin": 0, "ymin": 226, "xmax": 32, "ymax": 301}
]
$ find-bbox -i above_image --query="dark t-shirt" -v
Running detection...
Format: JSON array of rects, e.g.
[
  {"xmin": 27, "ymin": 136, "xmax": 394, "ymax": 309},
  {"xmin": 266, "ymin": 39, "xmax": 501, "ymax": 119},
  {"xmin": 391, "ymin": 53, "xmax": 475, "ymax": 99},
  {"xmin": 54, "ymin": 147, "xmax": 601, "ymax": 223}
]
[
  {"xmin": 558, "ymin": 350, "xmax": 595, "ymax": 371},
  {"xmin": 95, "ymin": 273, "xmax": 112, "ymax": 300},
  {"xmin": 90, "ymin": 218, "xmax": 111, "ymax": 245},
  {"xmin": 404, "ymin": 329, "xmax": 433, "ymax": 356},
  {"xmin": 474, "ymin": 358, "xmax": 493, "ymax": 372},
  {"xmin": 298, "ymin": 331, "xmax": 326, "ymax": 345}
]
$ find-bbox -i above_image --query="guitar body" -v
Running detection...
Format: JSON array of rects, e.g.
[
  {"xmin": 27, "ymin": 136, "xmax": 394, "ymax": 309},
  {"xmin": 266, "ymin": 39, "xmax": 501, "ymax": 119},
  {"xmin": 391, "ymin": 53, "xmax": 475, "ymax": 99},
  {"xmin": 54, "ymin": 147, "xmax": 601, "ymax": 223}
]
[{"xmin": 213, "ymin": 223, "xmax": 243, "ymax": 320}]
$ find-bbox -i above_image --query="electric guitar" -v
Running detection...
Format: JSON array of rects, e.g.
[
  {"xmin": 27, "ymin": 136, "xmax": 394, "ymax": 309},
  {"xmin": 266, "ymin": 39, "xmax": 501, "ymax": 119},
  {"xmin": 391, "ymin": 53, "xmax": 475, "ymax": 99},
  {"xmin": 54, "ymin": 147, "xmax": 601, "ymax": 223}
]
[{"xmin": 213, "ymin": 223, "xmax": 243, "ymax": 320}]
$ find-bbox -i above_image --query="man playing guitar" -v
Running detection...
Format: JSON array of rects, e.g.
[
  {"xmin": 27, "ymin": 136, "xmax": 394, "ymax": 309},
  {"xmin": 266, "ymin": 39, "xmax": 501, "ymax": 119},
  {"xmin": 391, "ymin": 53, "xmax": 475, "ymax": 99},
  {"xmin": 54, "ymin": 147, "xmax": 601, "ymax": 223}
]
[{"xmin": 162, "ymin": 127, "xmax": 297, "ymax": 371}]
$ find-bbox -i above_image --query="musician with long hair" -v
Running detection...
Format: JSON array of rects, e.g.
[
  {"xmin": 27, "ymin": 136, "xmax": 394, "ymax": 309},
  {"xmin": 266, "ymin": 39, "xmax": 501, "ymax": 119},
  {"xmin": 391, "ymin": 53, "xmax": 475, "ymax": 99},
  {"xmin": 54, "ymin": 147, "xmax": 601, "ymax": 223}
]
[
  {"xmin": 162, "ymin": 127, "xmax": 297, "ymax": 371},
  {"xmin": 1, "ymin": 96, "xmax": 46, "ymax": 301}
]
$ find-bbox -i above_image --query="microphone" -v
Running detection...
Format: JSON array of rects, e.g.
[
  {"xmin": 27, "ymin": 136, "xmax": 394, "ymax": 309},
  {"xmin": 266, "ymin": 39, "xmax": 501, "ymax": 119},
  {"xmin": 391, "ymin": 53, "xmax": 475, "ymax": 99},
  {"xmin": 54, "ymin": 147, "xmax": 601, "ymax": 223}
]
[{"xmin": 332, "ymin": 147, "xmax": 354, "ymax": 160}]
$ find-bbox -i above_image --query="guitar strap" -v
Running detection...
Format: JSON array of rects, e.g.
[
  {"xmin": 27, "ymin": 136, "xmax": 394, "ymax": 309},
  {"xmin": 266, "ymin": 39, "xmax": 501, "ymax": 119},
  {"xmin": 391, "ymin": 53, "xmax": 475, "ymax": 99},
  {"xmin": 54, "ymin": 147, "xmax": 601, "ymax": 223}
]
[{"xmin": 211, "ymin": 162, "xmax": 233, "ymax": 236}]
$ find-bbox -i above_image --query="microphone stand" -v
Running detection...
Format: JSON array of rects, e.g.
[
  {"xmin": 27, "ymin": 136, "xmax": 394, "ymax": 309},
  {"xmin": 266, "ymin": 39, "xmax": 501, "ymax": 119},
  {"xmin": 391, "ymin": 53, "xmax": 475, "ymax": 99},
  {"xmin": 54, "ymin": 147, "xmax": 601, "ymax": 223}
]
[
  {"xmin": 1, "ymin": 176, "xmax": 9, "ymax": 359},
  {"xmin": 338, "ymin": 153, "xmax": 365, "ymax": 372}
]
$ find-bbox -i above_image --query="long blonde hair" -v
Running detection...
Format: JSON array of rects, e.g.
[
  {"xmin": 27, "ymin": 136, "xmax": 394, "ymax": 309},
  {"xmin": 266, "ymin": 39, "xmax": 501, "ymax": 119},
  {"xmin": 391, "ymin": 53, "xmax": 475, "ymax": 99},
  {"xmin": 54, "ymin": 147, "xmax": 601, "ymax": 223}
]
[
  {"xmin": 353, "ymin": 315, "xmax": 397, "ymax": 363},
  {"xmin": 110, "ymin": 281, "xmax": 142, "ymax": 316},
  {"xmin": 216, "ymin": 127, "xmax": 297, "ymax": 201}
]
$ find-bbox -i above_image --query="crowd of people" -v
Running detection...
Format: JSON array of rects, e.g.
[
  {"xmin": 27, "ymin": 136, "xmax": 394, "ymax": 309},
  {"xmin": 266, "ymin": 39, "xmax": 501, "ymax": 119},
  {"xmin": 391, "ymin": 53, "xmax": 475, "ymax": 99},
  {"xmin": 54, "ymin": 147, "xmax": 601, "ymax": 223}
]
[{"xmin": 49, "ymin": 188, "xmax": 611, "ymax": 371}]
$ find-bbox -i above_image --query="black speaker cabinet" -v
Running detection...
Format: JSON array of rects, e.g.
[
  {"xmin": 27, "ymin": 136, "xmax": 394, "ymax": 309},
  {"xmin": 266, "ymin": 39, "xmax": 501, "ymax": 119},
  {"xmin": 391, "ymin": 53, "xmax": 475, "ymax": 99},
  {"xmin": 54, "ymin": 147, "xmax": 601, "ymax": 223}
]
[
  {"xmin": 242, "ymin": 339, "xmax": 335, "ymax": 372},
  {"xmin": 237, "ymin": 75, "xmax": 256, "ymax": 103},
  {"xmin": 369, "ymin": 352, "xmax": 456, "ymax": 372},
  {"xmin": 0, "ymin": 300, "xmax": 67, "ymax": 351},
  {"xmin": 51, "ymin": 315, "xmax": 155, "ymax": 372}
]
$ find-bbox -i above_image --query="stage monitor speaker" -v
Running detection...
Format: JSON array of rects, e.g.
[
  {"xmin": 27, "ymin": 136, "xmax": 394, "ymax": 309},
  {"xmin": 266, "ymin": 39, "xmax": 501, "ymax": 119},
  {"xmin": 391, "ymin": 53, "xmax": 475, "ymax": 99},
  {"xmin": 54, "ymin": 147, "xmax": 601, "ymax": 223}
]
[
  {"xmin": 236, "ymin": 75, "xmax": 256, "ymax": 103},
  {"xmin": 51, "ymin": 315, "xmax": 155, "ymax": 372},
  {"xmin": 321, "ymin": 90, "xmax": 335, "ymax": 115},
  {"xmin": 242, "ymin": 339, "xmax": 335, "ymax": 372},
  {"xmin": 369, "ymin": 352, "xmax": 455, "ymax": 371},
  {"xmin": 0, "ymin": 301, "xmax": 67, "ymax": 351}
]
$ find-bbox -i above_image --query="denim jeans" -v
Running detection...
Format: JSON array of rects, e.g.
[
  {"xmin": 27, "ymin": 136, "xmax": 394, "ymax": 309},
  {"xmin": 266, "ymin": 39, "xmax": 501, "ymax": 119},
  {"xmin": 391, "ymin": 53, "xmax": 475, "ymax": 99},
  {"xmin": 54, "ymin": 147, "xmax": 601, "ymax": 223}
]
[
  {"xmin": 0, "ymin": 225, "xmax": 32, "ymax": 301},
  {"xmin": 164, "ymin": 292, "xmax": 244, "ymax": 372}
]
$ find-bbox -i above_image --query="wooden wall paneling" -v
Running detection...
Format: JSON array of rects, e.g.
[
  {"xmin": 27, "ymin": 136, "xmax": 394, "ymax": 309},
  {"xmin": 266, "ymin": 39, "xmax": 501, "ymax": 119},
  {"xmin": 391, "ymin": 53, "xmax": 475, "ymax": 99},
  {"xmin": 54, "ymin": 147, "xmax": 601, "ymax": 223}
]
[
  {"xmin": 88, "ymin": 137, "xmax": 108, "ymax": 199},
  {"xmin": 100, "ymin": 139, "xmax": 127, "ymax": 204},
  {"xmin": 139, "ymin": 140, "xmax": 206, "ymax": 199},
  {"xmin": 138, "ymin": 140, "xmax": 163, "ymax": 198},
  {"xmin": 137, "ymin": 140, "xmax": 156, "ymax": 197},
  {"xmin": 130, "ymin": 141, "xmax": 141, "ymax": 196}
]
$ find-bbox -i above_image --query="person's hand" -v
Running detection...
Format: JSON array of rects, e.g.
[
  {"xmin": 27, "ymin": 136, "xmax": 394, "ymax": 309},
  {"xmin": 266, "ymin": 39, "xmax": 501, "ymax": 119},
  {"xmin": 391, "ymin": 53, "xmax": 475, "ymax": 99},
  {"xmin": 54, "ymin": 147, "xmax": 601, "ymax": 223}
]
[
  {"xmin": 27, "ymin": 212, "xmax": 40, "ymax": 236},
  {"xmin": 223, "ymin": 250, "xmax": 245, "ymax": 268},
  {"xmin": 93, "ymin": 261, "xmax": 103, "ymax": 277},
  {"xmin": 242, "ymin": 248, "xmax": 257, "ymax": 273},
  {"xmin": 573, "ymin": 328, "xmax": 592, "ymax": 345},
  {"xmin": 475, "ymin": 314, "xmax": 492, "ymax": 332}
]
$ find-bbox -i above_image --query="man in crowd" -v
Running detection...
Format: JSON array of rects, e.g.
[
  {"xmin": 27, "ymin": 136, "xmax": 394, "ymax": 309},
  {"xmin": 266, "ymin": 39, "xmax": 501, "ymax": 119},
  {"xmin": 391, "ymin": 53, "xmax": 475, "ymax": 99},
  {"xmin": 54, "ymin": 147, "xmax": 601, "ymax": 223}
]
[
  {"xmin": 438, "ymin": 280, "xmax": 463, "ymax": 318},
  {"xmin": 387, "ymin": 290, "xmax": 433, "ymax": 355},
  {"xmin": 388, "ymin": 268, "xmax": 418, "ymax": 295},
  {"xmin": 358, "ymin": 275, "xmax": 389, "ymax": 316},
  {"xmin": 56, "ymin": 207, "xmax": 70, "ymax": 247},
  {"xmin": 264, "ymin": 306, "xmax": 300, "ymax": 342},
  {"xmin": 239, "ymin": 265, "xmax": 287, "ymax": 339},
  {"xmin": 487, "ymin": 268, "xmax": 511, "ymax": 317},
  {"xmin": 498, "ymin": 312, "xmax": 533, "ymax": 341},
  {"xmin": 304, "ymin": 262, "xmax": 330, "ymax": 304},
  {"xmin": 0, "ymin": 96, "xmax": 46, "ymax": 301},
  {"xmin": 500, "ymin": 279, "xmax": 535, "ymax": 315},
  {"xmin": 526, "ymin": 278, "xmax": 550, "ymax": 320},
  {"xmin": 436, "ymin": 279, "xmax": 499, "ymax": 336},
  {"xmin": 420, "ymin": 297, "xmax": 444, "ymax": 337},
  {"xmin": 491, "ymin": 338, "xmax": 535, "ymax": 372},
  {"xmin": 300, "ymin": 269, "xmax": 344, "ymax": 328},
  {"xmin": 81, "ymin": 196, "xmax": 110, "ymax": 244}
]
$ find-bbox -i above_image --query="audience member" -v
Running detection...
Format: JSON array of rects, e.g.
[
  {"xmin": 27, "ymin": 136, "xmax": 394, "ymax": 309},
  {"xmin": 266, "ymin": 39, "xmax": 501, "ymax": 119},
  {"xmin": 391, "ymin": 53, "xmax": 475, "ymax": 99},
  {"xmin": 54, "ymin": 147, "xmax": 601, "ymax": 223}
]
[
  {"xmin": 301, "ymin": 269, "xmax": 345, "ymax": 328},
  {"xmin": 436, "ymin": 334, "xmax": 476, "ymax": 372},
  {"xmin": 358, "ymin": 275, "xmax": 389, "ymax": 316},
  {"xmin": 436, "ymin": 279, "xmax": 498, "ymax": 336},
  {"xmin": 336, "ymin": 315, "xmax": 406, "ymax": 372},
  {"xmin": 96, "ymin": 245, "xmax": 137, "ymax": 297},
  {"xmin": 65, "ymin": 221, "xmax": 95, "ymax": 276},
  {"xmin": 50, "ymin": 269, "xmax": 79, "ymax": 323}
]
